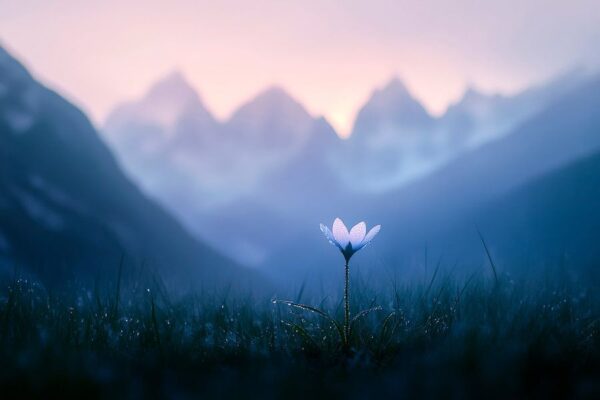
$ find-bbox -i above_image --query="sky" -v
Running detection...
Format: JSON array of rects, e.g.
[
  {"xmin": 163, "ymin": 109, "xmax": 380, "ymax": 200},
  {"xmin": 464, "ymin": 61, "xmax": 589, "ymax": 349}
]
[{"xmin": 1, "ymin": 0, "xmax": 599, "ymax": 136}]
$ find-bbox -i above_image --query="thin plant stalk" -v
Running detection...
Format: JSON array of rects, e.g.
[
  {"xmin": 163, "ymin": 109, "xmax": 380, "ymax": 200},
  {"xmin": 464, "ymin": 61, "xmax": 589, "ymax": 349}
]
[{"xmin": 344, "ymin": 260, "xmax": 350, "ymax": 349}]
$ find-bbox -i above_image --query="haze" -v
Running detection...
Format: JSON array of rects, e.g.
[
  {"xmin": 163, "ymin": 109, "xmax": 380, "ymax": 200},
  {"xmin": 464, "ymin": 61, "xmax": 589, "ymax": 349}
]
[{"xmin": 1, "ymin": 0, "xmax": 599, "ymax": 135}]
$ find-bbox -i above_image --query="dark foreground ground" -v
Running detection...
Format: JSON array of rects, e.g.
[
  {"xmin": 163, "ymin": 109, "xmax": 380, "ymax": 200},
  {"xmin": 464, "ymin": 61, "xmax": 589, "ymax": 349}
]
[{"xmin": 0, "ymin": 269, "xmax": 598, "ymax": 399}]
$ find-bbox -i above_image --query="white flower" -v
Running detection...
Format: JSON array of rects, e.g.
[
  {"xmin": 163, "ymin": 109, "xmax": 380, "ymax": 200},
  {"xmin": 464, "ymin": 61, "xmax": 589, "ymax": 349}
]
[{"xmin": 320, "ymin": 218, "xmax": 381, "ymax": 262}]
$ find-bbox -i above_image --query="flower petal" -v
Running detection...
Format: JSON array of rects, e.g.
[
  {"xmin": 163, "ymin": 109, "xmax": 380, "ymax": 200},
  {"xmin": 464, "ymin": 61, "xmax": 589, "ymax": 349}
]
[
  {"xmin": 332, "ymin": 218, "xmax": 350, "ymax": 248},
  {"xmin": 349, "ymin": 222, "xmax": 366, "ymax": 249},
  {"xmin": 361, "ymin": 225, "xmax": 381, "ymax": 247},
  {"xmin": 320, "ymin": 223, "xmax": 343, "ymax": 251}
]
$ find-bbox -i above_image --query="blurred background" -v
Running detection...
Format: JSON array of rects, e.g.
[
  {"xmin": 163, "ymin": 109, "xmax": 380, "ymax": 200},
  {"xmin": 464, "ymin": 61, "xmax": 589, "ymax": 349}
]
[{"xmin": 1, "ymin": 0, "xmax": 600, "ymax": 293}]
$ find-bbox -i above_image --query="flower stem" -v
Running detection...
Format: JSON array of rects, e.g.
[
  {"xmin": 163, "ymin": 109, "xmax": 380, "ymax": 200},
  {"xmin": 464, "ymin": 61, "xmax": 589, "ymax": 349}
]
[{"xmin": 344, "ymin": 260, "xmax": 350, "ymax": 350}]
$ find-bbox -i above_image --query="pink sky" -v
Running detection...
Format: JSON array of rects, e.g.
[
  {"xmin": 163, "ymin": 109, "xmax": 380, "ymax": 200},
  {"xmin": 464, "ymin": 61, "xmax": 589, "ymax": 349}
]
[{"xmin": 1, "ymin": 0, "xmax": 599, "ymax": 136}]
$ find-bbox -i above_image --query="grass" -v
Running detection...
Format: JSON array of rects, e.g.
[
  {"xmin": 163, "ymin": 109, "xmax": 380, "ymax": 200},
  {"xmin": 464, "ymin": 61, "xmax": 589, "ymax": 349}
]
[{"xmin": 0, "ymin": 268, "xmax": 598, "ymax": 399}]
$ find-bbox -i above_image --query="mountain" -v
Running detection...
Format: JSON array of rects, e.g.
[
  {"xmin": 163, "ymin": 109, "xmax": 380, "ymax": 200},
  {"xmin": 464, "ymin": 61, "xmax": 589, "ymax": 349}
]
[
  {"xmin": 103, "ymin": 77, "xmax": 343, "ymax": 267},
  {"xmin": 262, "ymin": 73, "xmax": 600, "ymax": 285},
  {"xmin": 411, "ymin": 149, "xmax": 600, "ymax": 281},
  {"xmin": 213, "ymin": 85, "xmax": 327, "ymax": 200},
  {"xmin": 0, "ymin": 46, "xmax": 254, "ymax": 287},
  {"xmin": 105, "ymin": 70, "xmax": 216, "ymax": 139},
  {"xmin": 225, "ymin": 86, "xmax": 315, "ymax": 149},
  {"xmin": 203, "ymin": 116, "xmax": 345, "ymax": 268},
  {"xmin": 100, "ymin": 64, "xmax": 600, "ymax": 284},
  {"xmin": 189, "ymin": 105, "xmax": 345, "ymax": 269},
  {"xmin": 337, "ymin": 71, "xmax": 590, "ymax": 193},
  {"xmin": 441, "ymin": 68, "xmax": 589, "ymax": 148},
  {"xmin": 351, "ymin": 77, "xmax": 435, "ymax": 138},
  {"xmin": 363, "ymin": 73, "xmax": 600, "ymax": 268},
  {"xmin": 440, "ymin": 87, "xmax": 506, "ymax": 147},
  {"xmin": 335, "ymin": 78, "xmax": 437, "ymax": 192},
  {"xmin": 103, "ymin": 80, "xmax": 335, "ymax": 207},
  {"xmin": 103, "ymin": 71, "xmax": 219, "ymax": 196},
  {"xmin": 470, "ymin": 150, "xmax": 600, "ymax": 278}
]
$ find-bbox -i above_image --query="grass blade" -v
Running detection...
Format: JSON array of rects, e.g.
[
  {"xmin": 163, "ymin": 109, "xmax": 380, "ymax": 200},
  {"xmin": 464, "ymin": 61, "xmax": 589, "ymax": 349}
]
[
  {"xmin": 275, "ymin": 300, "xmax": 344, "ymax": 342},
  {"xmin": 350, "ymin": 306, "xmax": 383, "ymax": 338},
  {"xmin": 477, "ymin": 228, "xmax": 498, "ymax": 284}
]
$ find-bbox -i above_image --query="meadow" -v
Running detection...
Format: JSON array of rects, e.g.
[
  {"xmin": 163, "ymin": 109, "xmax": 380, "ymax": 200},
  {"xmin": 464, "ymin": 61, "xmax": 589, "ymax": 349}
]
[{"xmin": 0, "ymin": 265, "xmax": 598, "ymax": 399}]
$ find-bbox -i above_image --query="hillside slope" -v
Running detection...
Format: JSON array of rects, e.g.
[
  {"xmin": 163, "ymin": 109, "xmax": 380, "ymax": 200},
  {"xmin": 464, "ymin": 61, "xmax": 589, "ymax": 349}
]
[{"xmin": 0, "ymin": 46, "xmax": 254, "ymax": 287}]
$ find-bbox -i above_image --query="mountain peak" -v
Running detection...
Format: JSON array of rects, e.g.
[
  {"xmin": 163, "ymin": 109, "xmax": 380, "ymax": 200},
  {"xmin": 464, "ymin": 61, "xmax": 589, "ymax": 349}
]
[
  {"xmin": 367, "ymin": 76, "xmax": 424, "ymax": 110},
  {"xmin": 231, "ymin": 85, "xmax": 312, "ymax": 123},
  {"xmin": 159, "ymin": 70, "xmax": 189, "ymax": 88},
  {"xmin": 458, "ymin": 86, "xmax": 496, "ymax": 106},
  {"xmin": 380, "ymin": 76, "xmax": 410, "ymax": 96},
  {"xmin": 226, "ymin": 85, "xmax": 315, "ymax": 146},
  {"xmin": 104, "ymin": 69, "xmax": 215, "ymax": 134},
  {"xmin": 260, "ymin": 84, "xmax": 288, "ymax": 97},
  {"xmin": 145, "ymin": 70, "xmax": 200, "ymax": 105},
  {"xmin": 350, "ymin": 77, "xmax": 433, "ymax": 137},
  {"xmin": 442, "ymin": 86, "xmax": 500, "ymax": 124},
  {"xmin": 250, "ymin": 85, "xmax": 303, "ymax": 109}
]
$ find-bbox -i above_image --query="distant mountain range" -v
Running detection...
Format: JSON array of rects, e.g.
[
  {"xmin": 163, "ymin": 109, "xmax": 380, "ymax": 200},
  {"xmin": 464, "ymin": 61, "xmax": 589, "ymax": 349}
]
[
  {"xmin": 260, "ymin": 73, "xmax": 600, "ymax": 285},
  {"xmin": 105, "ymin": 68, "xmax": 589, "ymax": 203},
  {"xmin": 104, "ymin": 73, "xmax": 343, "ymax": 266},
  {"xmin": 105, "ymin": 75, "xmax": 336, "ymax": 206},
  {"xmin": 0, "ymin": 46, "xmax": 257, "ymax": 288},
  {"xmin": 363, "ymin": 74, "xmax": 600, "ymax": 273},
  {"xmin": 102, "ymin": 67, "xmax": 596, "ymax": 275},
  {"xmin": 337, "ymin": 69, "xmax": 589, "ymax": 191},
  {"xmin": 2, "ymin": 42, "xmax": 598, "ymax": 290}
]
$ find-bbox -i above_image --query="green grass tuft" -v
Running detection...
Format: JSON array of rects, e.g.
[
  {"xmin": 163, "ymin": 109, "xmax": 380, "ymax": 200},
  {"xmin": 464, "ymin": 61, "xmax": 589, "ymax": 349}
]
[{"xmin": 0, "ymin": 271, "xmax": 598, "ymax": 398}]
